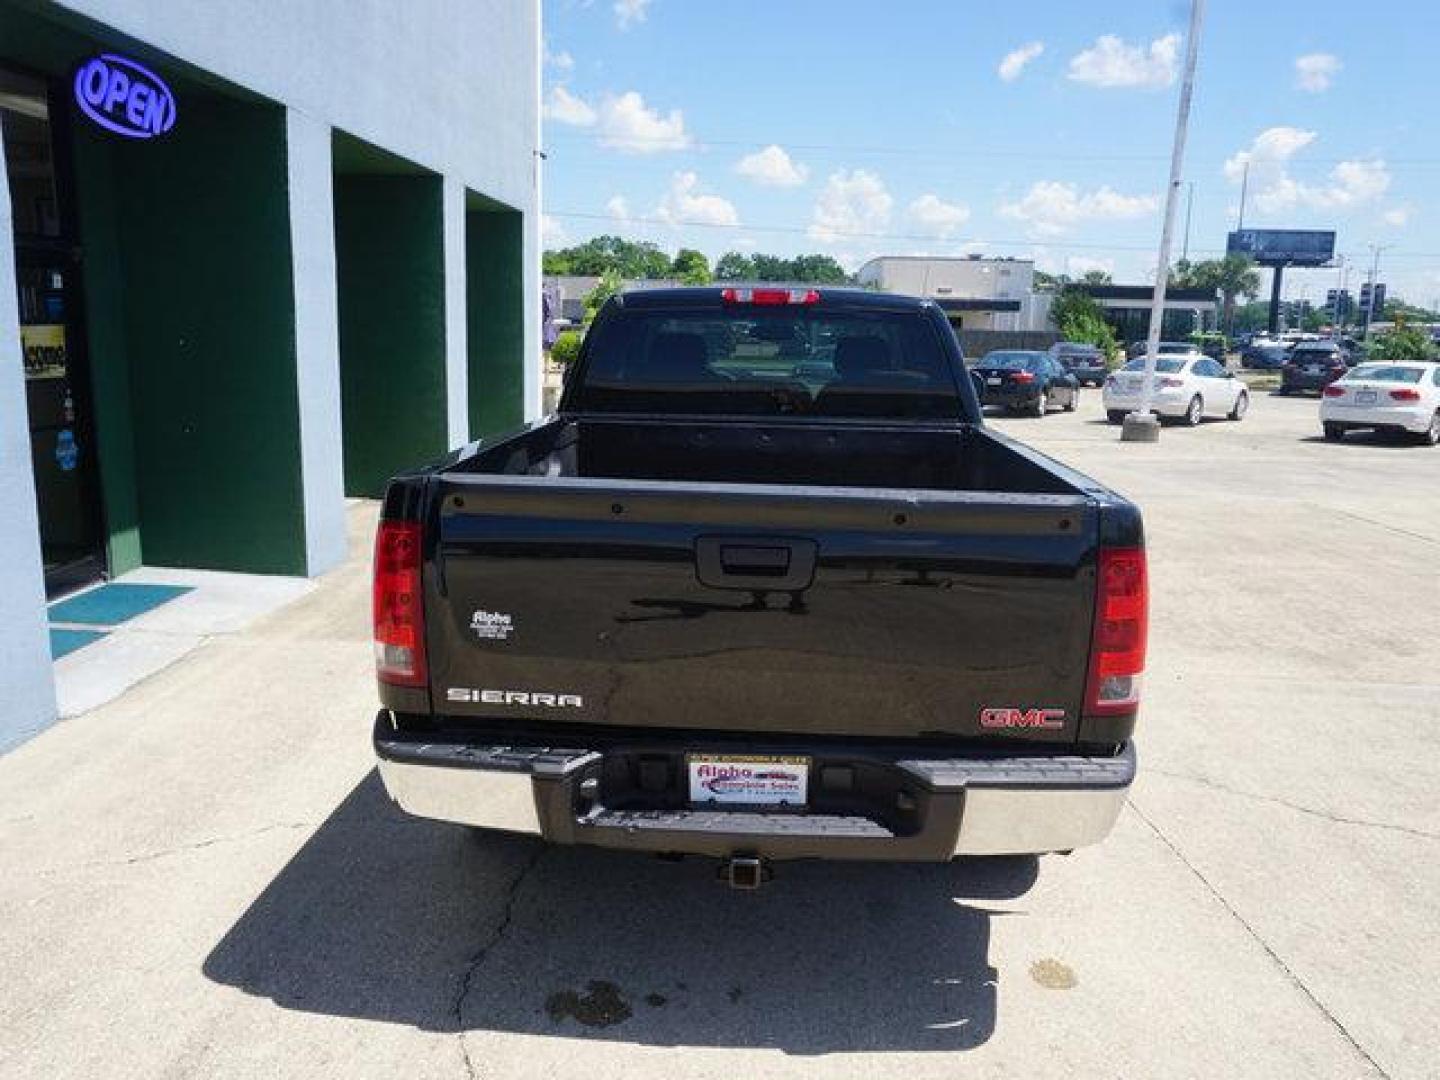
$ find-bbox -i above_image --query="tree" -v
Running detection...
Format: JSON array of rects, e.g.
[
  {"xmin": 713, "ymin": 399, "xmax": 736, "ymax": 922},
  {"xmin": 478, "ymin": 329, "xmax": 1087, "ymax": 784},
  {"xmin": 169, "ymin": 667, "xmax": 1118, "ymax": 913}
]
[
  {"xmin": 670, "ymin": 248, "xmax": 711, "ymax": 285},
  {"xmin": 1078, "ymin": 269, "xmax": 1113, "ymax": 286},
  {"xmin": 1369, "ymin": 326, "xmax": 1438, "ymax": 362},
  {"xmin": 543, "ymin": 235, "xmax": 672, "ymax": 279},
  {"xmin": 1171, "ymin": 255, "xmax": 1259, "ymax": 333},
  {"xmin": 786, "ymin": 254, "xmax": 851, "ymax": 285},
  {"xmin": 714, "ymin": 252, "xmax": 755, "ymax": 280},
  {"xmin": 583, "ymin": 270, "xmax": 623, "ymax": 322},
  {"xmin": 1050, "ymin": 286, "xmax": 1118, "ymax": 357}
]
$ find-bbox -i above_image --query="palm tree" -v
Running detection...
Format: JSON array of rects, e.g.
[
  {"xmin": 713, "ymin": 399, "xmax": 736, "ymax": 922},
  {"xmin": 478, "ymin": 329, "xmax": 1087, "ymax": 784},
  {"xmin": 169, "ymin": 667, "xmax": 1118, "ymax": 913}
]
[
  {"xmin": 1171, "ymin": 255, "xmax": 1260, "ymax": 334},
  {"xmin": 1213, "ymin": 255, "xmax": 1261, "ymax": 335}
]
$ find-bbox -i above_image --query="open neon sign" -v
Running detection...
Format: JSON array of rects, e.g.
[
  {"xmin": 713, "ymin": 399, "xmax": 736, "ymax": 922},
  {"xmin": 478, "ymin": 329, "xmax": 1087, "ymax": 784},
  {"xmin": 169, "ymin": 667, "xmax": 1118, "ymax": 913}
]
[{"xmin": 73, "ymin": 54, "xmax": 177, "ymax": 139}]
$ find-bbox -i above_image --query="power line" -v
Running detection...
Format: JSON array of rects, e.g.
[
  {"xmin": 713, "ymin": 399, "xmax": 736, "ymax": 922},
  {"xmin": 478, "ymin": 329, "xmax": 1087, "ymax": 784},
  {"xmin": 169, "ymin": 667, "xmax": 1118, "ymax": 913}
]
[
  {"xmin": 546, "ymin": 210, "xmax": 1440, "ymax": 261},
  {"xmin": 542, "ymin": 128, "xmax": 1440, "ymax": 169}
]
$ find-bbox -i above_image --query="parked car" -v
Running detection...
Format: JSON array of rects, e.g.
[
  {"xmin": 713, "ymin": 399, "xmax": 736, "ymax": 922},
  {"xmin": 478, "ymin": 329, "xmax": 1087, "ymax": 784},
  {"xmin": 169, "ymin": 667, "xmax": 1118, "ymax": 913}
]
[
  {"xmin": 1102, "ymin": 354, "xmax": 1249, "ymax": 425},
  {"xmin": 1337, "ymin": 337, "xmax": 1369, "ymax": 365},
  {"xmin": 1280, "ymin": 341, "xmax": 1349, "ymax": 394},
  {"xmin": 1049, "ymin": 342, "xmax": 1109, "ymax": 386},
  {"xmin": 1320, "ymin": 361, "xmax": 1440, "ymax": 444},
  {"xmin": 372, "ymin": 286, "xmax": 1145, "ymax": 876},
  {"xmin": 971, "ymin": 350, "xmax": 1081, "ymax": 415},
  {"xmin": 1126, "ymin": 340, "xmax": 1201, "ymax": 362},
  {"xmin": 1242, "ymin": 340, "xmax": 1290, "ymax": 370}
]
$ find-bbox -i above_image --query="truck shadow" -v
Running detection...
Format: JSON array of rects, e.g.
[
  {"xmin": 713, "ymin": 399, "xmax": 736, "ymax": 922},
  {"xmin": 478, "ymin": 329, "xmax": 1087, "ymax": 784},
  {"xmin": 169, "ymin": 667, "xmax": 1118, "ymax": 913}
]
[{"xmin": 203, "ymin": 770, "xmax": 1038, "ymax": 1054}]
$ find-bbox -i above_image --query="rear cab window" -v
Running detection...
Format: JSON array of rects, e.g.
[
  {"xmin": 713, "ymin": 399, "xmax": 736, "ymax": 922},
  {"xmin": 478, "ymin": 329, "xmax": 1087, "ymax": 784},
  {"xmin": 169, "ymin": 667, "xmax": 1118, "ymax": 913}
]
[
  {"xmin": 570, "ymin": 301, "xmax": 966, "ymax": 420},
  {"xmin": 1347, "ymin": 365, "xmax": 1423, "ymax": 384}
]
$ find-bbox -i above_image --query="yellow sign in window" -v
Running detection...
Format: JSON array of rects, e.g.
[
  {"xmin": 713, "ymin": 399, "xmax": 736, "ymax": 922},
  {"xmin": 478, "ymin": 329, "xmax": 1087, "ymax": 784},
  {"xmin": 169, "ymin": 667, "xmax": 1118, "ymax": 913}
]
[{"xmin": 21, "ymin": 324, "xmax": 67, "ymax": 380}]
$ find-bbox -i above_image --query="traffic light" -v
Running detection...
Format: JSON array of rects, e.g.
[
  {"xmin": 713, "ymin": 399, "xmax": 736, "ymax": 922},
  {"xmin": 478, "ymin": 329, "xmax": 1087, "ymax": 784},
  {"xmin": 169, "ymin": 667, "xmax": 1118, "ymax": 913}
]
[{"xmin": 1372, "ymin": 283, "xmax": 1386, "ymax": 317}]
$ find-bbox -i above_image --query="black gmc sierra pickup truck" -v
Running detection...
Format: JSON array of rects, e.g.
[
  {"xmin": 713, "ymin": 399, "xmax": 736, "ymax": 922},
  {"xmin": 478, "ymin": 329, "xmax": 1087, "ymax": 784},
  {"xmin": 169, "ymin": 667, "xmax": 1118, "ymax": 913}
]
[{"xmin": 372, "ymin": 286, "xmax": 1145, "ymax": 885}]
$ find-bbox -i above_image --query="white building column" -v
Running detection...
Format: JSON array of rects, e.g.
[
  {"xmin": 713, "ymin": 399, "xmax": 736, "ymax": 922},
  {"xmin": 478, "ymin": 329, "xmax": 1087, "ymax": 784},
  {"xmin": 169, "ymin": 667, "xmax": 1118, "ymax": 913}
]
[
  {"xmin": 442, "ymin": 175, "xmax": 470, "ymax": 448},
  {"xmin": 285, "ymin": 108, "xmax": 347, "ymax": 576},
  {"xmin": 0, "ymin": 143, "xmax": 59, "ymax": 752}
]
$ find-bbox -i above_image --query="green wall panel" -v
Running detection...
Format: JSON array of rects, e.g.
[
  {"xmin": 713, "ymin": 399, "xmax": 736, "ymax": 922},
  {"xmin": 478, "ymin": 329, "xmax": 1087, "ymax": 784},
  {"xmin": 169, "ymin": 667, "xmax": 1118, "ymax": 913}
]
[
  {"xmin": 465, "ymin": 208, "xmax": 524, "ymax": 439},
  {"xmin": 70, "ymin": 128, "xmax": 142, "ymax": 575},
  {"xmin": 107, "ymin": 97, "xmax": 306, "ymax": 575},
  {"xmin": 334, "ymin": 175, "xmax": 447, "ymax": 496}
]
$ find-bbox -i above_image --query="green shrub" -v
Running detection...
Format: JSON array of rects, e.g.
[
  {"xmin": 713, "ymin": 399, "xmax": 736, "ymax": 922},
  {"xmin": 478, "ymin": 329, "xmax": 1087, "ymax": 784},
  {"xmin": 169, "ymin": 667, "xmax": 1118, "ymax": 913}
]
[
  {"xmin": 1368, "ymin": 326, "xmax": 1437, "ymax": 362},
  {"xmin": 550, "ymin": 329, "xmax": 584, "ymax": 368}
]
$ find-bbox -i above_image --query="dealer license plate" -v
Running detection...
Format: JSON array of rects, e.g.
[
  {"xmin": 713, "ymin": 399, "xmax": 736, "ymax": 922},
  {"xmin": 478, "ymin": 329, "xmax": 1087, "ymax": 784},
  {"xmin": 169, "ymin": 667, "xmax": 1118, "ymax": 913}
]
[
  {"xmin": 1356, "ymin": 390, "xmax": 1377, "ymax": 405},
  {"xmin": 986, "ymin": 377, "xmax": 1002, "ymax": 386},
  {"xmin": 687, "ymin": 754, "xmax": 809, "ymax": 806}
]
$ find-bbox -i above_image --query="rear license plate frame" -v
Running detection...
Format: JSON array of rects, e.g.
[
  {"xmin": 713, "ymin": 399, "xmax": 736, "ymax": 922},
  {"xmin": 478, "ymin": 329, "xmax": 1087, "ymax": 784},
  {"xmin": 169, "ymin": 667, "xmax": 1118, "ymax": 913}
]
[{"xmin": 687, "ymin": 754, "xmax": 810, "ymax": 807}]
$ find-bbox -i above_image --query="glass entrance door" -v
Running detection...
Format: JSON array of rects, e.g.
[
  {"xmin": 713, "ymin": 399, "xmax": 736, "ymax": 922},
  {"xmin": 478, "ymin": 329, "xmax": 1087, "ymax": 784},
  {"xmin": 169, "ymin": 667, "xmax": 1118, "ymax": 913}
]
[{"xmin": 5, "ymin": 66, "xmax": 106, "ymax": 596}]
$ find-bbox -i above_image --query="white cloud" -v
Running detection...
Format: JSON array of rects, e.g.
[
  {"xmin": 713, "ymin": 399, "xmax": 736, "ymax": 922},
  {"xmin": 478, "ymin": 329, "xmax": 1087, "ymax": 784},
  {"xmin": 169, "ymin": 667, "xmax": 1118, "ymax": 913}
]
[
  {"xmin": 998, "ymin": 181, "xmax": 1158, "ymax": 235},
  {"xmin": 906, "ymin": 194, "xmax": 971, "ymax": 238},
  {"xmin": 734, "ymin": 144, "xmax": 809, "ymax": 188},
  {"xmin": 614, "ymin": 0, "xmax": 651, "ymax": 29},
  {"xmin": 604, "ymin": 195, "xmax": 632, "ymax": 222},
  {"xmin": 543, "ymin": 85, "xmax": 596, "ymax": 126},
  {"xmin": 998, "ymin": 41, "xmax": 1044, "ymax": 82},
  {"xmin": 655, "ymin": 171, "xmax": 738, "ymax": 227},
  {"xmin": 541, "ymin": 214, "xmax": 567, "ymax": 247},
  {"xmin": 808, "ymin": 170, "xmax": 893, "ymax": 243},
  {"xmin": 597, "ymin": 91, "xmax": 690, "ymax": 153},
  {"xmin": 1382, "ymin": 207, "xmax": 1409, "ymax": 227},
  {"xmin": 544, "ymin": 44, "xmax": 575, "ymax": 71},
  {"xmin": 1223, "ymin": 127, "xmax": 1390, "ymax": 213},
  {"xmin": 1068, "ymin": 34, "xmax": 1179, "ymax": 89},
  {"xmin": 1294, "ymin": 53, "xmax": 1340, "ymax": 92}
]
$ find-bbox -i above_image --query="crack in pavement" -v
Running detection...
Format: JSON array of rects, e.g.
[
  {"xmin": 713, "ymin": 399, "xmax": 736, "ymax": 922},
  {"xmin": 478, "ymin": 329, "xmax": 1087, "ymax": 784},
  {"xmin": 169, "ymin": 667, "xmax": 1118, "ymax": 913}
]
[
  {"xmin": 1125, "ymin": 798, "xmax": 1392, "ymax": 1080},
  {"xmin": 31, "ymin": 821, "xmax": 320, "ymax": 878},
  {"xmin": 1324, "ymin": 507, "xmax": 1439, "ymax": 548},
  {"xmin": 452, "ymin": 842, "xmax": 547, "ymax": 1080},
  {"xmin": 1146, "ymin": 767, "xmax": 1440, "ymax": 842}
]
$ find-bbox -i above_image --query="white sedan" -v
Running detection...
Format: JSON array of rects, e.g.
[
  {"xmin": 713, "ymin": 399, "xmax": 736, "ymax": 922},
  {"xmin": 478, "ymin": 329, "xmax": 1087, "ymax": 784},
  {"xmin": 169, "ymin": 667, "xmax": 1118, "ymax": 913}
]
[
  {"xmin": 1319, "ymin": 362, "xmax": 1440, "ymax": 445},
  {"xmin": 1103, "ymin": 355, "xmax": 1249, "ymax": 426}
]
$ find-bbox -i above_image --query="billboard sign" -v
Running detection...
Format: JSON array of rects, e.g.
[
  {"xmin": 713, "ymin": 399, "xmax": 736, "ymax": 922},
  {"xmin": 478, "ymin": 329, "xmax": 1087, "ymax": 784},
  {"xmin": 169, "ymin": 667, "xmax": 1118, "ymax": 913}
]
[{"xmin": 1226, "ymin": 229, "xmax": 1336, "ymax": 267}]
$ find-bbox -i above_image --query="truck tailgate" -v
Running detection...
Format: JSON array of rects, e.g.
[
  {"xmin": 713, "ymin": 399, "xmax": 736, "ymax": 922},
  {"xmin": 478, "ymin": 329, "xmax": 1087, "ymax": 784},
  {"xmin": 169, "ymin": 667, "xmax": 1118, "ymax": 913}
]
[{"xmin": 425, "ymin": 476, "xmax": 1098, "ymax": 745}]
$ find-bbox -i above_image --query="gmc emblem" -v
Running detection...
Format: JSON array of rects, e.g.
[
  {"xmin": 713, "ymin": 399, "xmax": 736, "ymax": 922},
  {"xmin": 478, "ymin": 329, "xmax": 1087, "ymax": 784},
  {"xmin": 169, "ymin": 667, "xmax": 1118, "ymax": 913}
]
[{"xmin": 979, "ymin": 707, "xmax": 1067, "ymax": 730}]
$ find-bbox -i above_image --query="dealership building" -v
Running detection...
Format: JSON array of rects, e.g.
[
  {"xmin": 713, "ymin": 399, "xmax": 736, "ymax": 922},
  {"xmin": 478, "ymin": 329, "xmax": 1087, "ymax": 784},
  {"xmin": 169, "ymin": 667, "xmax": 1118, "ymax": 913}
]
[{"xmin": 2, "ymin": 1, "xmax": 541, "ymax": 749}]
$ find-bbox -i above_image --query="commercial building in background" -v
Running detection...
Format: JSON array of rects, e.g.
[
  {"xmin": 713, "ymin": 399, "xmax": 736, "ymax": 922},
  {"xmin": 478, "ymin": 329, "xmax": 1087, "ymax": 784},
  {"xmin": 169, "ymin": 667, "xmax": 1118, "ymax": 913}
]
[
  {"xmin": 2, "ymin": 0, "xmax": 541, "ymax": 749},
  {"xmin": 855, "ymin": 256, "xmax": 1047, "ymax": 332},
  {"xmin": 1073, "ymin": 284, "xmax": 1219, "ymax": 343}
]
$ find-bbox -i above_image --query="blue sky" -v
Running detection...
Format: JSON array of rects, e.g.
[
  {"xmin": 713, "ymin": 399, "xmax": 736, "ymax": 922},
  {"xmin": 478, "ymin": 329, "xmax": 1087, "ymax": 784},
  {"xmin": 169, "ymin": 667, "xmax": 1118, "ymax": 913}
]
[{"xmin": 541, "ymin": 0, "xmax": 1439, "ymax": 306}]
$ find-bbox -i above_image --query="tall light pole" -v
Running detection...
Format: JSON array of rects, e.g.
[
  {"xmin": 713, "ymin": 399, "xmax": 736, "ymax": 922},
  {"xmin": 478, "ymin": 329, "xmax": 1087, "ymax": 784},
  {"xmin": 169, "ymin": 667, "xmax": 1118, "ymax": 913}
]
[{"xmin": 1123, "ymin": 0, "xmax": 1207, "ymax": 443}]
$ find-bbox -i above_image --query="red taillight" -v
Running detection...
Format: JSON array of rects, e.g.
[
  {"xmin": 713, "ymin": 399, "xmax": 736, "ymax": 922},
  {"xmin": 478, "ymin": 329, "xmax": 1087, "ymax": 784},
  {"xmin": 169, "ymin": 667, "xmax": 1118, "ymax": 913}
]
[
  {"xmin": 721, "ymin": 287, "xmax": 820, "ymax": 306},
  {"xmin": 374, "ymin": 520, "xmax": 426, "ymax": 687},
  {"xmin": 1010, "ymin": 370, "xmax": 1036, "ymax": 383},
  {"xmin": 1085, "ymin": 547, "xmax": 1148, "ymax": 718},
  {"xmin": 1323, "ymin": 385, "xmax": 1346, "ymax": 398},
  {"xmin": 1390, "ymin": 388, "xmax": 1421, "ymax": 401}
]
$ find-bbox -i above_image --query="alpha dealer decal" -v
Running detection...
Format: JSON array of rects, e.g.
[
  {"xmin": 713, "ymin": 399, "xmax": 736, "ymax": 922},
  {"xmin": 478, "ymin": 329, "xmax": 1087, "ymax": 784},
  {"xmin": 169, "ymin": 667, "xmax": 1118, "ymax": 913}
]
[
  {"xmin": 73, "ymin": 54, "xmax": 177, "ymax": 140},
  {"xmin": 470, "ymin": 610, "xmax": 514, "ymax": 641}
]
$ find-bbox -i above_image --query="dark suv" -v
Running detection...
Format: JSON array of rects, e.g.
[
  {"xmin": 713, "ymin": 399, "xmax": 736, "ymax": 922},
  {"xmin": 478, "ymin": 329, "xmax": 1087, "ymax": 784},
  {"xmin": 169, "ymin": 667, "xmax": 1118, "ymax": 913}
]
[
  {"xmin": 1280, "ymin": 341, "xmax": 1349, "ymax": 394},
  {"xmin": 1050, "ymin": 342, "xmax": 1109, "ymax": 386}
]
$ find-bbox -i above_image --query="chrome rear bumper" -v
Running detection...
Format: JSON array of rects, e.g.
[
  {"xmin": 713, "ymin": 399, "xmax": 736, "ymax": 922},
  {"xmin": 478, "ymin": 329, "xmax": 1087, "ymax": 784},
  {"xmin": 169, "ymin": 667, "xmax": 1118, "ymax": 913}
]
[{"xmin": 374, "ymin": 713, "xmax": 1134, "ymax": 860}]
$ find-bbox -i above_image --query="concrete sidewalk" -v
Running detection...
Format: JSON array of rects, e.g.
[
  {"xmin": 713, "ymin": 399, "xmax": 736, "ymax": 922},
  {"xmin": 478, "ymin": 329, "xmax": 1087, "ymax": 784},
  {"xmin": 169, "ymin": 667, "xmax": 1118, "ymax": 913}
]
[{"xmin": 1, "ymin": 394, "xmax": 1435, "ymax": 1079}]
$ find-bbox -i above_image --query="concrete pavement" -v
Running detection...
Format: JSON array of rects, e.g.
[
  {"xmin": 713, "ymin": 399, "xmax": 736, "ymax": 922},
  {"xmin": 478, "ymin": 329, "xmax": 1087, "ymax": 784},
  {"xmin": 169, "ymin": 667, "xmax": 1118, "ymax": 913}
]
[{"xmin": 1, "ymin": 388, "xmax": 1436, "ymax": 1078}]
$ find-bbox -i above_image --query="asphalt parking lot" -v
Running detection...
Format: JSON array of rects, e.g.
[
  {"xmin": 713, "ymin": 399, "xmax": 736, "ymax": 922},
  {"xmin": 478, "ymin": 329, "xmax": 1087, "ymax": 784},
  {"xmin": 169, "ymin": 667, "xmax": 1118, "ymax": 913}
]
[{"xmin": 2, "ymin": 388, "xmax": 1436, "ymax": 1079}]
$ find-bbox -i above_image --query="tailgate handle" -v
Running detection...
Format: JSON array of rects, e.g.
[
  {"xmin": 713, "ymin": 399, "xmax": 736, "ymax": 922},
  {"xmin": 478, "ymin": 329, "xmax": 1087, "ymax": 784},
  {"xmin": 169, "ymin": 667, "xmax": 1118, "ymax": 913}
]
[
  {"xmin": 721, "ymin": 545, "xmax": 790, "ymax": 576},
  {"xmin": 695, "ymin": 536, "xmax": 817, "ymax": 592}
]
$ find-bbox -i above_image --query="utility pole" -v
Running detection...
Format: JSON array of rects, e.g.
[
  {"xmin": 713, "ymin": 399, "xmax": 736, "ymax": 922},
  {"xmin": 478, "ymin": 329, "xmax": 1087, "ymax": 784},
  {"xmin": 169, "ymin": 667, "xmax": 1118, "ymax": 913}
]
[
  {"xmin": 1362, "ymin": 243, "xmax": 1389, "ymax": 339},
  {"xmin": 1181, "ymin": 182, "xmax": 1194, "ymax": 262},
  {"xmin": 1124, "ymin": 0, "xmax": 1206, "ymax": 443},
  {"xmin": 1236, "ymin": 161, "xmax": 1249, "ymax": 230}
]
